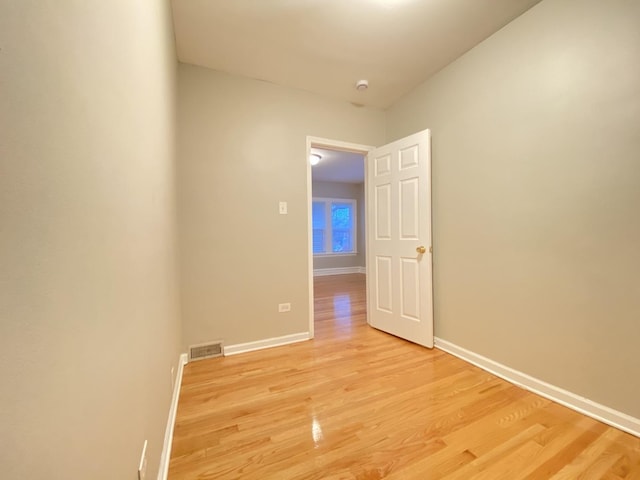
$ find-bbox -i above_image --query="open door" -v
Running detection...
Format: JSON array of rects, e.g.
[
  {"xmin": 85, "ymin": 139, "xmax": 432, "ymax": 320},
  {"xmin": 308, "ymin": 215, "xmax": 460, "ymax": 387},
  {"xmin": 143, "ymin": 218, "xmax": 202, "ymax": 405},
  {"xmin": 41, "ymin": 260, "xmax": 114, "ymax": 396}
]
[{"xmin": 366, "ymin": 129, "xmax": 433, "ymax": 347}]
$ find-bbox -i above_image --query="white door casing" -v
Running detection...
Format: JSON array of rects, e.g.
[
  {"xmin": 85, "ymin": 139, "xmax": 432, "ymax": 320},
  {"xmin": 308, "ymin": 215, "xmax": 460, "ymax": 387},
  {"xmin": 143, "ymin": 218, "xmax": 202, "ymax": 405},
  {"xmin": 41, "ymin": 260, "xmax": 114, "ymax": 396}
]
[{"xmin": 366, "ymin": 129, "xmax": 433, "ymax": 348}]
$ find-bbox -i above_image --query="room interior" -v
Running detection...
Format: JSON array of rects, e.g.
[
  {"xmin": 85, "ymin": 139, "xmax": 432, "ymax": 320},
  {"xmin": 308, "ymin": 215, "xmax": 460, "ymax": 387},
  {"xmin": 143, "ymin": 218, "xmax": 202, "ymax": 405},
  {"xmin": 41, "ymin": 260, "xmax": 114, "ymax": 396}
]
[
  {"xmin": 311, "ymin": 147, "xmax": 366, "ymax": 276},
  {"xmin": 2, "ymin": 0, "xmax": 639, "ymax": 479}
]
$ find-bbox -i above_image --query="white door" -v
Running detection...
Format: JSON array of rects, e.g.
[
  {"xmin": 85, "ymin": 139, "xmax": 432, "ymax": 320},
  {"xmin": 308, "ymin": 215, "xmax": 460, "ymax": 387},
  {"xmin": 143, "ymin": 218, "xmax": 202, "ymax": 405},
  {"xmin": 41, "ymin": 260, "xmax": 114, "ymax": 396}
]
[{"xmin": 366, "ymin": 129, "xmax": 433, "ymax": 347}]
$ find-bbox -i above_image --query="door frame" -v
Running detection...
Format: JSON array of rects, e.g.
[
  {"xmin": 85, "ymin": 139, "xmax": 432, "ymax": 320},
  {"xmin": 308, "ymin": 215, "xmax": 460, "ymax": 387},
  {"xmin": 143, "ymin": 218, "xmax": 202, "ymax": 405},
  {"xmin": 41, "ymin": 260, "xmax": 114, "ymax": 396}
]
[{"xmin": 306, "ymin": 136, "xmax": 375, "ymax": 338}]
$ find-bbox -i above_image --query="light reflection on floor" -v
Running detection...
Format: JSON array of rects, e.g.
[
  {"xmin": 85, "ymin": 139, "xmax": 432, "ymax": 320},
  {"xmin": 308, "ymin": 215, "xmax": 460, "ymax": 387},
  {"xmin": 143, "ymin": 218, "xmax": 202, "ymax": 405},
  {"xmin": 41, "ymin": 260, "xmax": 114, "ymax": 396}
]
[
  {"xmin": 332, "ymin": 294, "xmax": 352, "ymax": 331},
  {"xmin": 311, "ymin": 416, "xmax": 324, "ymax": 448}
]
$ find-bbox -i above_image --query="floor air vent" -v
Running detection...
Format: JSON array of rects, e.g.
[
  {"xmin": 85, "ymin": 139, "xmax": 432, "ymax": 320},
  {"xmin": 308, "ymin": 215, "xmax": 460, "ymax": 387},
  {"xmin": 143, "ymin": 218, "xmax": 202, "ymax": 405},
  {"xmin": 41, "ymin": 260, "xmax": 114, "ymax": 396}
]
[{"xmin": 189, "ymin": 341, "xmax": 224, "ymax": 361}]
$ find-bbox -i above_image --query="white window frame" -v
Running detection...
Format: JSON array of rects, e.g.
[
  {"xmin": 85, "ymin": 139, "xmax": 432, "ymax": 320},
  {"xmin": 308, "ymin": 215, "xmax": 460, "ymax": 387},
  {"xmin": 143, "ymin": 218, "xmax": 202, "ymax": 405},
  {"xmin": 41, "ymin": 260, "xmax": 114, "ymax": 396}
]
[{"xmin": 312, "ymin": 197, "xmax": 357, "ymax": 256}]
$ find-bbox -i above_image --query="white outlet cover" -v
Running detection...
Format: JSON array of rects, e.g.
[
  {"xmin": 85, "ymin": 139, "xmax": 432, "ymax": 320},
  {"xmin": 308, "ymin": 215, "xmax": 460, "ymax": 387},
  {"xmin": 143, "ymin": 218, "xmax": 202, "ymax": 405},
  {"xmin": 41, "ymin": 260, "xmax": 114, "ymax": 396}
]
[
  {"xmin": 279, "ymin": 201, "xmax": 287, "ymax": 214},
  {"xmin": 278, "ymin": 303, "xmax": 291, "ymax": 312}
]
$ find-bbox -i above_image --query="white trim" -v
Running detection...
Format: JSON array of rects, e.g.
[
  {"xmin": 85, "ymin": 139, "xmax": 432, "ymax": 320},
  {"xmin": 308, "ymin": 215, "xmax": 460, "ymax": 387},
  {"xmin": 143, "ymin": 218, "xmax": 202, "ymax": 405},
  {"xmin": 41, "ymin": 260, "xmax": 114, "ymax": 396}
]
[
  {"xmin": 157, "ymin": 353, "xmax": 188, "ymax": 480},
  {"xmin": 364, "ymin": 149, "xmax": 371, "ymax": 326},
  {"xmin": 307, "ymin": 136, "xmax": 376, "ymax": 154},
  {"xmin": 306, "ymin": 137, "xmax": 314, "ymax": 339},
  {"xmin": 434, "ymin": 337, "xmax": 640, "ymax": 438},
  {"xmin": 313, "ymin": 266, "xmax": 366, "ymax": 276},
  {"xmin": 224, "ymin": 332, "xmax": 310, "ymax": 357},
  {"xmin": 139, "ymin": 440, "xmax": 148, "ymax": 479},
  {"xmin": 306, "ymin": 136, "xmax": 375, "ymax": 340}
]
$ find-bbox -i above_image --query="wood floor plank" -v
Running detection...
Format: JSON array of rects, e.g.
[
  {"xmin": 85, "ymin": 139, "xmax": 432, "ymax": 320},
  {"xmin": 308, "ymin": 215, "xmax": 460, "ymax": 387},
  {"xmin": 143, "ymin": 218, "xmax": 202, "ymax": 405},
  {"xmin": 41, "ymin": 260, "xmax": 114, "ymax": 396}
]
[{"xmin": 168, "ymin": 274, "xmax": 640, "ymax": 479}]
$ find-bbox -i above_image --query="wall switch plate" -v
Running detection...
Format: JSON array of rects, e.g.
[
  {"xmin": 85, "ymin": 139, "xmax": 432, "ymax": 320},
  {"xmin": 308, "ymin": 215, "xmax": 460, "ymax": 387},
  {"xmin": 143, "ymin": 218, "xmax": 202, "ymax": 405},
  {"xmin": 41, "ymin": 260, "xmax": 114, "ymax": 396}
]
[
  {"xmin": 279, "ymin": 201, "xmax": 288, "ymax": 214},
  {"xmin": 138, "ymin": 440, "xmax": 148, "ymax": 480},
  {"xmin": 278, "ymin": 303, "xmax": 291, "ymax": 312}
]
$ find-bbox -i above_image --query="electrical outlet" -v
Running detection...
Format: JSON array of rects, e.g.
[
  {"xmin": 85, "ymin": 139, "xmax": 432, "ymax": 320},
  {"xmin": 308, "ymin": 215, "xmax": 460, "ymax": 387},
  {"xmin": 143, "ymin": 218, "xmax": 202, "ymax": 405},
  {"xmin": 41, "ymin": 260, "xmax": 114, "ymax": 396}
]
[
  {"xmin": 279, "ymin": 201, "xmax": 288, "ymax": 214},
  {"xmin": 278, "ymin": 303, "xmax": 291, "ymax": 312},
  {"xmin": 138, "ymin": 440, "xmax": 148, "ymax": 480}
]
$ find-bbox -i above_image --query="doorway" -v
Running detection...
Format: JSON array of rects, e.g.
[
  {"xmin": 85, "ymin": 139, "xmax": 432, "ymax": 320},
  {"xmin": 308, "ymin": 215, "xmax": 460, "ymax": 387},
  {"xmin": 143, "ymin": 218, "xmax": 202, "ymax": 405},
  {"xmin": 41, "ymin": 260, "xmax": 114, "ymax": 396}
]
[
  {"xmin": 305, "ymin": 137, "xmax": 374, "ymax": 338},
  {"xmin": 306, "ymin": 130, "xmax": 434, "ymax": 348}
]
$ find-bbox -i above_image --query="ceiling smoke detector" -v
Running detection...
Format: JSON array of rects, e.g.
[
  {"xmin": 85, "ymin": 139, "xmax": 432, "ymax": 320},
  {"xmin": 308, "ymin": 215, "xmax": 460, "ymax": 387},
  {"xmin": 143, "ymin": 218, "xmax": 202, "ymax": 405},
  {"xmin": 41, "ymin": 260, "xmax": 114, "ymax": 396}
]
[{"xmin": 355, "ymin": 80, "xmax": 369, "ymax": 91}]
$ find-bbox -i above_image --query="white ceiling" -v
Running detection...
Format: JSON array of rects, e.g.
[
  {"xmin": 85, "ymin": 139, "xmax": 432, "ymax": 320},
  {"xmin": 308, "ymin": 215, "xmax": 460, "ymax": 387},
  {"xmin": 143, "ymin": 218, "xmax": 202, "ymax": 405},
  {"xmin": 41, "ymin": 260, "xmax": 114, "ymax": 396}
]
[
  {"xmin": 171, "ymin": 0, "xmax": 542, "ymax": 108},
  {"xmin": 311, "ymin": 148, "xmax": 365, "ymax": 184}
]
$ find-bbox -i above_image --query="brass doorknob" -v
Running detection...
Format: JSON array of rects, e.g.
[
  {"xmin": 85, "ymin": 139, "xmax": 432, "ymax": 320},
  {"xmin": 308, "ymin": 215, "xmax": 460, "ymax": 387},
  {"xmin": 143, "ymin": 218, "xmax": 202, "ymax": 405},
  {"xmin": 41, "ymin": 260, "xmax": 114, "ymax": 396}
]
[{"xmin": 416, "ymin": 246, "xmax": 426, "ymax": 254}]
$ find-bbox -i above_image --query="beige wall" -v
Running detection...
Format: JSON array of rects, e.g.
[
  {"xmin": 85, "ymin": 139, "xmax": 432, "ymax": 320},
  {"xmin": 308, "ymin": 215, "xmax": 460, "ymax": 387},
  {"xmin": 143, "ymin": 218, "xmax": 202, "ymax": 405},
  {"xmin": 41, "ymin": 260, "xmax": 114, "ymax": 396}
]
[
  {"xmin": 386, "ymin": 0, "xmax": 640, "ymax": 417},
  {"xmin": 0, "ymin": 2, "xmax": 181, "ymax": 479},
  {"xmin": 312, "ymin": 181, "xmax": 366, "ymax": 270},
  {"xmin": 177, "ymin": 64, "xmax": 385, "ymax": 349}
]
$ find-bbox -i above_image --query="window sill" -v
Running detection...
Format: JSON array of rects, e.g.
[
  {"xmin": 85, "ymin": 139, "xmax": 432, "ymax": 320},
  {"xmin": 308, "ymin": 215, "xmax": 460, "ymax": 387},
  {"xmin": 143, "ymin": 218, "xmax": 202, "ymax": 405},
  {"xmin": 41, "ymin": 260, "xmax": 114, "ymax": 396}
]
[{"xmin": 313, "ymin": 252, "xmax": 358, "ymax": 257}]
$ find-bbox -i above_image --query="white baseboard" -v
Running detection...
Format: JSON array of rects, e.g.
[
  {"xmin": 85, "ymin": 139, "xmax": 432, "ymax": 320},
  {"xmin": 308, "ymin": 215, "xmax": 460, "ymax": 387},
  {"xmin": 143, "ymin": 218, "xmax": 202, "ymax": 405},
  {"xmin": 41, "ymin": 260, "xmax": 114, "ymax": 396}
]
[
  {"xmin": 314, "ymin": 266, "xmax": 366, "ymax": 277},
  {"xmin": 224, "ymin": 332, "xmax": 310, "ymax": 356},
  {"xmin": 434, "ymin": 337, "xmax": 640, "ymax": 438},
  {"xmin": 157, "ymin": 353, "xmax": 188, "ymax": 480}
]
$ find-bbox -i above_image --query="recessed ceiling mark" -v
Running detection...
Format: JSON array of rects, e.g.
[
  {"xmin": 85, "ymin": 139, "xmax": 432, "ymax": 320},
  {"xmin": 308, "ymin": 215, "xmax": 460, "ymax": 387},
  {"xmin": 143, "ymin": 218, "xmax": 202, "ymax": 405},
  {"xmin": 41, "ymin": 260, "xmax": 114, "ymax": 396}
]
[{"xmin": 355, "ymin": 80, "xmax": 369, "ymax": 91}]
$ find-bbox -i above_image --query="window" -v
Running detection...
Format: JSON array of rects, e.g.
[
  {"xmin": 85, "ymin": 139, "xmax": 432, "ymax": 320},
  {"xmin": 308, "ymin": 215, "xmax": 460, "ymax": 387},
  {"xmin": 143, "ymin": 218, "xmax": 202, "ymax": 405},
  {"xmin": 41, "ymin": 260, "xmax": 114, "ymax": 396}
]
[{"xmin": 312, "ymin": 198, "xmax": 357, "ymax": 255}]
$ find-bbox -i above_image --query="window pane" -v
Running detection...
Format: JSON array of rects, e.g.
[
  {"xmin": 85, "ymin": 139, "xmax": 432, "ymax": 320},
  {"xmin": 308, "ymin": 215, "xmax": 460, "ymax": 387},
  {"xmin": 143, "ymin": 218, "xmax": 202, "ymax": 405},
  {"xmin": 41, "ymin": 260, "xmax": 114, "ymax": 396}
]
[
  {"xmin": 331, "ymin": 203, "xmax": 351, "ymax": 229},
  {"xmin": 312, "ymin": 202, "xmax": 326, "ymax": 253},
  {"xmin": 331, "ymin": 202, "xmax": 353, "ymax": 253},
  {"xmin": 332, "ymin": 229, "xmax": 352, "ymax": 252},
  {"xmin": 312, "ymin": 202, "xmax": 325, "ymax": 229},
  {"xmin": 312, "ymin": 229, "xmax": 325, "ymax": 253}
]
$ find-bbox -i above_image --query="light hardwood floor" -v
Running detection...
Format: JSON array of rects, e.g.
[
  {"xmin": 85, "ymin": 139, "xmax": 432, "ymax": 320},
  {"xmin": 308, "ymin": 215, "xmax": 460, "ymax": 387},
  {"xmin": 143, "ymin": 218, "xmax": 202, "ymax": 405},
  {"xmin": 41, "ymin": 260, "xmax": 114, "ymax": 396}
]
[{"xmin": 169, "ymin": 274, "xmax": 640, "ymax": 479}]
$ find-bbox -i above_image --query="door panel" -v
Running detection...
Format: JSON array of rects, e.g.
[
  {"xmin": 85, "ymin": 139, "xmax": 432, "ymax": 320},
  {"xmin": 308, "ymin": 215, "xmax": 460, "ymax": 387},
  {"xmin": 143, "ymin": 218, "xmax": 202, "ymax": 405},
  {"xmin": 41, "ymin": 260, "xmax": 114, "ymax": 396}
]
[
  {"xmin": 399, "ymin": 145, "xmax": 419, "ymax": 169},
  {"xmin": 375, "ymin": 154, "xmax": 392, "ymax": 176},
  {"xmin": 400, "ymin": 257, "xmax": 420, "ymax": 321},
  {"xmin": 375, "ymin": 184, "xmax": 392, "ymax": 239},
  {"xmin": 399, "ymin": 178, "xmax": 419, "ymax": 239},
  {"xmin": 375, "ymin": 256, "xmax": 393, "ymax": 313},
  {"xmin": 366, "ymin": 129, "xmax": 433, "ymax": 348}
]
